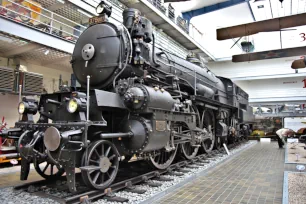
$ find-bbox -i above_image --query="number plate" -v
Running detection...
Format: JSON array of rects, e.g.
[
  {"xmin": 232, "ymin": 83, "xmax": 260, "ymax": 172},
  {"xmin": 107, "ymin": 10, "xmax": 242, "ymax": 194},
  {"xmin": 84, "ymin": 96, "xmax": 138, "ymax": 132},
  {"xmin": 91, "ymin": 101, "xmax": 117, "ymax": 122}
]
[
  {"xmin": 156, "ymin": 121, "xmax": 166, "ymax": 132},
  {"xmin": 89, "ymin": 16, "xmax": 105, "ymax": 25}
]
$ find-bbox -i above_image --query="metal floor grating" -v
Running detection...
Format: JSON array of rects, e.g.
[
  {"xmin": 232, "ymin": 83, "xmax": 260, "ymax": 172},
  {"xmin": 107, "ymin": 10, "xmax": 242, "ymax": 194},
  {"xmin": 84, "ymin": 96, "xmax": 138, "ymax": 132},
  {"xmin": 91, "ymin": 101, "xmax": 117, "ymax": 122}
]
[{"xmin": 36, "ymin": 0, "xmax": 90, "ymax": 22}]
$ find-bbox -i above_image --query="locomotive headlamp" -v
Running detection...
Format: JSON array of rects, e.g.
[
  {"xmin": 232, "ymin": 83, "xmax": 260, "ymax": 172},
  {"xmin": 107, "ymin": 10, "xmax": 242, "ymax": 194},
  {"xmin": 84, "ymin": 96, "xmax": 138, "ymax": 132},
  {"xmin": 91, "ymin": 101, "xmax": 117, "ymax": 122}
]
[
  {"xmin": 67, "ymin": 99, "xmax": 78, "ymax": 113},
  {"xmin": 67, "ymin": 96, "xmax": 87, "ymax": 113},
  {"xmin": 18, "ymin": 102, "xmax": 25, "ymax": 114},
  {"xmin": 17, "ymin": 100, "xmax": 38, "ymax": 115},
  {"xmin": 95, "ymin": 1, "xmax": 112, "ymax": 16}
]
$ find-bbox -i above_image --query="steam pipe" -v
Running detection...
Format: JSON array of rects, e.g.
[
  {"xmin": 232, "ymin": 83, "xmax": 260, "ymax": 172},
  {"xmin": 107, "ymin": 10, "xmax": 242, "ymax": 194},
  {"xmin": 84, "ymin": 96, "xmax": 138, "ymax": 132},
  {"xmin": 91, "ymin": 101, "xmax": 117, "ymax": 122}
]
[
  {"xmin": 86, "ymin": 75, "xmax": 90, "ymax": 121},
  {"xmin": 100, "ymin": 132, "xmax": 133, "ymax": 139},
  {"xmin": 152, "ymin": 34, "xmax": 159, "ymax": 66}
]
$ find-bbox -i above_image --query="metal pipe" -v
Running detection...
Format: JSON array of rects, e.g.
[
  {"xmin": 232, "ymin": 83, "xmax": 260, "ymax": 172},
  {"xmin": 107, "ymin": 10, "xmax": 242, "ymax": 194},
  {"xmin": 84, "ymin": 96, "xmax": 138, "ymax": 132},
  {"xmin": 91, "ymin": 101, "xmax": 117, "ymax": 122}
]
[
  {"xmin": 50, "ymin": 12, "xmax": 53, "ymax": 34},
  {"xmin": 100, "ymin": 132, "xmax": 133, "ymax": 139},
  {"xmin": 0, "ymin": 153, "xmax": 19, "ymax": 159},
  {"xmin": 194, "ymin": 69, "xmax": 197, "ymax": 96},
  {"xmin": 18, "ymin": 85, "xmax": 22, "ymax": 102},
  {"xmin": 46, "ymin": 99, "xmax": 62, "ymax": 106},
  {"xmin": 86, "ymin": 75, "xmax": 90, "ymax": 121}
]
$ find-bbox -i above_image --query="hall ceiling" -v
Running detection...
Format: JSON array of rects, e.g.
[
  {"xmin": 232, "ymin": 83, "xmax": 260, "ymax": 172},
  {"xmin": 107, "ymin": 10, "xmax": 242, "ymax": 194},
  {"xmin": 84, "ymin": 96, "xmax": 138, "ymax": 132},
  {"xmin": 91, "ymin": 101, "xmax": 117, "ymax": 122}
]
[{"xmin": 172, "ymin": 0, "xmax": 306, "ymax": 60}]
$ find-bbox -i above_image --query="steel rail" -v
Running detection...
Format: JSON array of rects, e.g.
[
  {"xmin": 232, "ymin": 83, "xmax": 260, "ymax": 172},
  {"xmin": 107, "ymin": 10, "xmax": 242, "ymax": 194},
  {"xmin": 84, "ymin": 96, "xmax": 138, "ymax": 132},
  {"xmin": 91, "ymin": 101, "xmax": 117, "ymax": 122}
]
[{"xmin": 12, "ymin": 141, "xmax": 248, "ymax": 204}]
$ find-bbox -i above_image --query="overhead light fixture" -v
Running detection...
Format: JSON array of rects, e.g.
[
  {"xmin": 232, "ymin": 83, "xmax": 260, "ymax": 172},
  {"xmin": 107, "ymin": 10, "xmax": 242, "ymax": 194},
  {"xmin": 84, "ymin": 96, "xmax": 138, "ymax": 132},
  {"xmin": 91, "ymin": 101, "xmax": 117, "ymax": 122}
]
[
  {"xmin": 44, "ymin": 50, "xmax": 49, "ymax": 55},
  {"xmin": 77, "ymin": 9, "xmax": 93, "ymax": 18},
  {"xmin": 291, "ymin": 58, "xmax": 306, "ymax": 69},
  {"xmin": 56, "ymin": 0, "xmax": 65, "ymax": 4}
]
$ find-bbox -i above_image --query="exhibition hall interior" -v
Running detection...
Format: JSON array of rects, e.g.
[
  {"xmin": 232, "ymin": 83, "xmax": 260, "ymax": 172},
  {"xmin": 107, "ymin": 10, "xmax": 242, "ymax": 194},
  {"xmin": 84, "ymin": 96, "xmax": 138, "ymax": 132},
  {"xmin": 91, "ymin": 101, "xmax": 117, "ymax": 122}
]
[{"xmin": 0, "ymin": 0, "xmax": 305, "ymax": 203}]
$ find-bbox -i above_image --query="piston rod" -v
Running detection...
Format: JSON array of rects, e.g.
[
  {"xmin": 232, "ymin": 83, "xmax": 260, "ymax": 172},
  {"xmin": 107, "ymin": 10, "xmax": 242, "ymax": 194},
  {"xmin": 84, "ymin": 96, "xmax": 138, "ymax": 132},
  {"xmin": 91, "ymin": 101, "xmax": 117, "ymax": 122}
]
[{"xmin": 100, "ymin": 132, "xmax": 133, "ymax": 139}]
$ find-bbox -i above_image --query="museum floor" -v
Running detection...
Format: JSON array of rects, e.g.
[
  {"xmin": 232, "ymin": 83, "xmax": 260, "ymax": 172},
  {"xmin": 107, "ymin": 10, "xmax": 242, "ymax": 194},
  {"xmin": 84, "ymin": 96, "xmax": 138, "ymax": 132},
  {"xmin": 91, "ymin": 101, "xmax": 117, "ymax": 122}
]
[{"xmin": 157, "ymin": 142, "xmax": 296, "ymax": 204}]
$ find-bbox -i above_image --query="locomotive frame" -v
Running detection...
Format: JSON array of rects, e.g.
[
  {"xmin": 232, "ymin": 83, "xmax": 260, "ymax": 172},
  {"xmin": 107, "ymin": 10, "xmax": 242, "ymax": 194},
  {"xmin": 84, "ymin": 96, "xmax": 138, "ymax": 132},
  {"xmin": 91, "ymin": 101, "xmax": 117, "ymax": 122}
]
[{"xmin": 1, "ymin": 1, "xmax": 254, "ymax": 193}]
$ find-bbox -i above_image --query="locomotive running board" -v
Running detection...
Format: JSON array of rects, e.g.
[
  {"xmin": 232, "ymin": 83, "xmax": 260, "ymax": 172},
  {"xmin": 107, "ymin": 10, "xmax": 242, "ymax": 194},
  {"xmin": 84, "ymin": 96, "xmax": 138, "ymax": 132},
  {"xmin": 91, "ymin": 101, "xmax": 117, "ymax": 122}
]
[{"xmin": 193, "ymin": 95, "xmax": 237, "ymax": 110}]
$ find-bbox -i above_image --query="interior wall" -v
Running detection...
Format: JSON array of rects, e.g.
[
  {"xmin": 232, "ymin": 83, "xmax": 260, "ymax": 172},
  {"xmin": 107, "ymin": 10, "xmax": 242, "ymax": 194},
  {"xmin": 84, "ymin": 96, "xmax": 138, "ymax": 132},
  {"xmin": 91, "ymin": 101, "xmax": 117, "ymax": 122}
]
[
  {"xmin": 235, "ymin": 76, "xmax": 306, "ymax": 103},
  {"xmin": 0, "ymin": 58, "xmax": 72, "ymax": 128},
  {"xmin": 207, "ymin": 57, "xmax": 306, "ymax": 79}
]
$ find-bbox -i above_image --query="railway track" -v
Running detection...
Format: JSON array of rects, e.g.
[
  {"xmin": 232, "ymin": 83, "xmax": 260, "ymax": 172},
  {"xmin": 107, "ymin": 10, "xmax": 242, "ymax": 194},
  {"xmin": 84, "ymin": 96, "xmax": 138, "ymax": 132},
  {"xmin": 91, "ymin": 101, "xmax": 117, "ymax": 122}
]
[{"xmin": 12, "ymin": 141, "xmax": 250, "ymax": 204}]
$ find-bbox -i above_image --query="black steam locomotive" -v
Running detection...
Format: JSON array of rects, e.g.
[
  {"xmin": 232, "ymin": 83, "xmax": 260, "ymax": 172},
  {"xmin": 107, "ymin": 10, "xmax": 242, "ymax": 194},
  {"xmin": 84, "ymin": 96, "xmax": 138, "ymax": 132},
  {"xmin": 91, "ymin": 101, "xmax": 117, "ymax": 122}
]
[{"xmin": 1, "ymin": 1, "xmax": 253, "ymax": 192}]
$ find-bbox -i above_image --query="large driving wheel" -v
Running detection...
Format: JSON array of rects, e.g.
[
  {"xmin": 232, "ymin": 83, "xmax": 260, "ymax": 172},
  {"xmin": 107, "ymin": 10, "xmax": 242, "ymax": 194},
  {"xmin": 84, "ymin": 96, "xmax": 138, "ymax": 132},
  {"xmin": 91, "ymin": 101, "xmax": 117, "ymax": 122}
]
[
  {"xmin": 201, "ymin": 109, "xmax": 216, "ymax": 153},
  {"xmin": 149, "ymin": 145, "xmax": 178, "ymax": 169},
  {"xmin": 180, "ymin": 124, "xmax": 199, "ymax": 159},
  {"xmin": 82, "ymin": 140, "xmax": 119, "ymax": 190},
  {"xmin": 149, "ymin": 123, "xmax": 178, "ymax": 169}
]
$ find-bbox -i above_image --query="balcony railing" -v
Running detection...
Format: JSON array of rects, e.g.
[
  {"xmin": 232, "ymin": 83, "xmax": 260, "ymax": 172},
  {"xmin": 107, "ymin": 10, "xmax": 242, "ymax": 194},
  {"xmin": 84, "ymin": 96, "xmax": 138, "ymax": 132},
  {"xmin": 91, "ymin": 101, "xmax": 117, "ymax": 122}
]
[
  {"xmin": 104, "ymin": 0, "xmax": 204, "ymax": 50},
  {"xmin": 0, "ymin": 0, "xmax": 86, "ymax": 43}
]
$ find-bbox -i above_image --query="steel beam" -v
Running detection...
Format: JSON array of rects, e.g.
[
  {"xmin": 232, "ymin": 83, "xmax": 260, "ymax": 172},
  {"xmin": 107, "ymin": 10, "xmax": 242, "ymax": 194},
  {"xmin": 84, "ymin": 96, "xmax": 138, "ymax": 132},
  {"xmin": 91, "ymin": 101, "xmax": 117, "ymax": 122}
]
[
  {"xmin": 217, "ymin": 13, "xmax": 306, "ymax": 40},
  {"xmin": 254, "ymin": 112, "xmax": 306, "ymax": 117},
  {"xmin": 182, "ymin": 0, "xmax": 246, "ymax": 23},
  {"xmin": 3, "ymin": 43, "xmax": 40, "ymax": 57},
  {"xmin": 249, "ymin": 96, "xmax": 306, "ymax": 103},
  {"xmin": 232, "ymin": 46, "xmax": 306, "ymax": 62}
]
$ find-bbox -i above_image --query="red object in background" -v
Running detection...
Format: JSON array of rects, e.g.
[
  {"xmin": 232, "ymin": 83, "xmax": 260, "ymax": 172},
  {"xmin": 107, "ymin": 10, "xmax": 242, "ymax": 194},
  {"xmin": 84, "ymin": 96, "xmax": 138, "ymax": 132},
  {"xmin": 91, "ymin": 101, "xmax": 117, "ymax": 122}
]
[
  {"xmin": 0, "ymin": 136, "xmax": 2, "ymax": 155},
  {"xmin": 303, "ymin": 79, "xmax": 306, "ymax": 88},
  {"xmin": 0, "ymin": 117, "xmax": 7, "ymax": 155}
]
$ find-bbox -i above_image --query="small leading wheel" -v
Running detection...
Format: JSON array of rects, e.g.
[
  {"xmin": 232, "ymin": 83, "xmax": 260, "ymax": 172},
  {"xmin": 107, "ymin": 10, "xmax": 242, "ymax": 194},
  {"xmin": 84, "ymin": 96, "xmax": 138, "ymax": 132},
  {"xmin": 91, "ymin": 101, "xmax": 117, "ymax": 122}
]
[
  {"xmin": 202, "ymin": 110, "xmax": 216, "ymax": 153},
  {"xmin": 82, "ymin": 140, "xmax": 120, "ymax": 190},
  {"xmin": 34, "ymin": 159, "xmax": 65, "ymax": 179}
]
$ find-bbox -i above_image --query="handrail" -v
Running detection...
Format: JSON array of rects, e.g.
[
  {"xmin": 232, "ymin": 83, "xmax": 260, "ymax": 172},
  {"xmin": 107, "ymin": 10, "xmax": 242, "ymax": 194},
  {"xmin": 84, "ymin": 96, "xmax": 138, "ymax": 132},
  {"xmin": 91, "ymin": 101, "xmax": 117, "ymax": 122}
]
[
  {"xmin": 21, "ymin": 0, "xmax": 87, "ymax": 29},
  {"xmin": 0, "ymin": 5, "xmax": 80, "ymax": 39},
  {"xmin": 6, "ymin": 0, "xmax": 85, "ymax": 32},
  {"xmin": 0, "ymin": 0, "xmax": 85, "ymax": 42}
]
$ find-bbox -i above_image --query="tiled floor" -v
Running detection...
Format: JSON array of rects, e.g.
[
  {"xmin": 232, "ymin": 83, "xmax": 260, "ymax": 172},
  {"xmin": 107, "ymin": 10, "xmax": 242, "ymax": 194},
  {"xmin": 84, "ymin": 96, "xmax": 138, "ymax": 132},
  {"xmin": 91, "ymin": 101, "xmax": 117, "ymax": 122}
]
[
  {"xmin": 0, "ymin": 166, "xmax": 43, "ymax": 188},
  {"xmin": 157, "ymin": 142, "xmax": 289, "ymax": 204}
]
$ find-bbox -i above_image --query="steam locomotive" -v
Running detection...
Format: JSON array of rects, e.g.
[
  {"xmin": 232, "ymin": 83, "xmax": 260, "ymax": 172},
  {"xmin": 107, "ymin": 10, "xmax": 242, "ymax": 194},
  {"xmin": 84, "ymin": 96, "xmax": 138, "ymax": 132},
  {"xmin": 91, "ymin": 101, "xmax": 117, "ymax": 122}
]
[{"xmin": 1, "ymin": 1, "xmax": 253, "ymax": 192}]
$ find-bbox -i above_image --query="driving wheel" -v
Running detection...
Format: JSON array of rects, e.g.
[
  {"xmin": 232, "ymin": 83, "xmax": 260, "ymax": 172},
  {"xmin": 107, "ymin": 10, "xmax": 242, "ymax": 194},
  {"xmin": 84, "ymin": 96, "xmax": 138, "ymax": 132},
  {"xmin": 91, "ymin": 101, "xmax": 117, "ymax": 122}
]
[{"xmin": 201, "ymin": 109, "xmax": 216, "ymax": 153}]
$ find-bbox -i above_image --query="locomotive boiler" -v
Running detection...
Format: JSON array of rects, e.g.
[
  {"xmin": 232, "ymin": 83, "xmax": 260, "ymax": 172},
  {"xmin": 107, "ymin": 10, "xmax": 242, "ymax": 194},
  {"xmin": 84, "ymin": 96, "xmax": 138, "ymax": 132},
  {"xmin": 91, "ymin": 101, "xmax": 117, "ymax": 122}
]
[{"xmin": 1, "ymin": 1, "xmax": 253, "ymax": 192}]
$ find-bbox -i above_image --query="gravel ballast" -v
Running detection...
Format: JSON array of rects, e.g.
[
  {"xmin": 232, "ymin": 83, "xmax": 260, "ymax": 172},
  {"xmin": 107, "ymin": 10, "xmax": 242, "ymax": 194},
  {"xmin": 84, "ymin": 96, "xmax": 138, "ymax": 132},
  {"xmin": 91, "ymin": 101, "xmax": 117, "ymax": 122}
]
[
  {"xmin": 288, "ymin": 172, "xmax": 306, "ymax": 204},
  {"xmin": 93, "ymin": 141, "xmax": 256, "ymax": 204},
  {"xmin": 0, "ymin": 141, "xmax": 255, "ymax": 204},
  {"xmin": 287, "ymin": 143, "xmax": 306, "ymax": 164}
]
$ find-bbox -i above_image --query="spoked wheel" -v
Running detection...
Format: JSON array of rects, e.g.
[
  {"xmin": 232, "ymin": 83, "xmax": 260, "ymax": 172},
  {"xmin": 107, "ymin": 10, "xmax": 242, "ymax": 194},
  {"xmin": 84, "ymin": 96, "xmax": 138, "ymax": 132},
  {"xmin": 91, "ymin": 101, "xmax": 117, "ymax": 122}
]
[
  {"xmin": 149, "ymin": 144, "xmax": 178, "ymax": 169},
  {"xmin": 82, "ymin": 140, "xmax": 119, "ymax": 190},
  {"xmin": 34, "ymin": 160, "xmax": 65, "ymax": 179},
  {"xmin": 181, "ymin": 142, "xmax": 199, "ymax": 159},
  {"xmin": 201, "ymin": 109, "xmax": 216, "ymax": 153},
  {"xmin": 180, "ymin": 123, "xmax": 199, "ymax": 159},
  {"xmin": 150, "ymin": 122, "xmax": 179, "ymax": 169}
]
